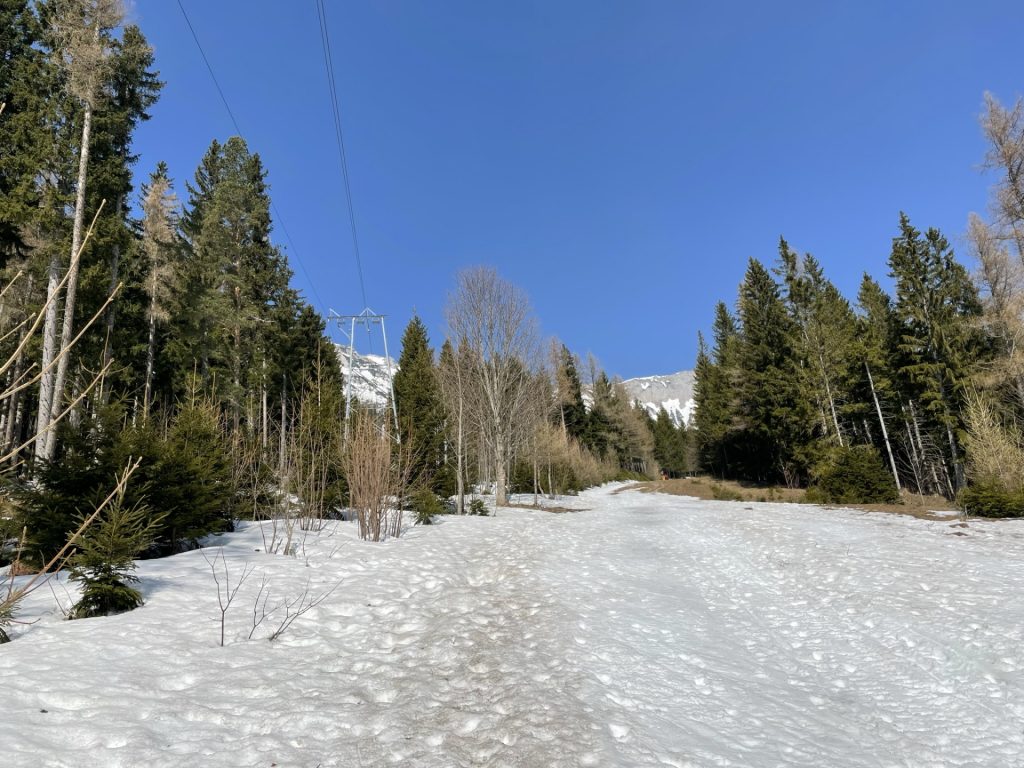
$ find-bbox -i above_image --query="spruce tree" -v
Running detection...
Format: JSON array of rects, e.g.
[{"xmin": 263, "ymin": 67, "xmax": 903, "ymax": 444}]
[
  {"xmin": 693, "ymin": 302, "xmax": 741, "ymax": 476},
  {"xmin": 393, "ymin": 315, "xmax": 448, "ymax": 493},
  {"xmin": 554, "ymin": 345, "xmax": 588, "ymax": 441},
  {"xmin": 889, "ymin": 214, "xmax": 984, "ymax": 492},
  {"xmin": 735, "ymin": 258, "xmax": 812, "ymax": 484},
  {"xmin": 776, "ymin": 240, "xmax": 858, "ymax": 448}
]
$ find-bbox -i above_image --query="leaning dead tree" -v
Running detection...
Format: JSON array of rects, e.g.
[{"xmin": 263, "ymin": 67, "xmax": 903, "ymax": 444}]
[{"xmin": 445, "ymin": 267, "xmax": 539, "ymax": 507}]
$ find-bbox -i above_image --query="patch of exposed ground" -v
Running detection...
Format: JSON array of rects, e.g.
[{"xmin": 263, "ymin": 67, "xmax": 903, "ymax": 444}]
[{"xmin": 621, "ymin": 477, "xmax": 966, "ymax": 521}]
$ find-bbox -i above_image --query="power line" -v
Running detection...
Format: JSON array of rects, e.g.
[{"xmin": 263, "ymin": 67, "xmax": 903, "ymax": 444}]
[
  {"xmin": 315, "ymin": 0, "xmax": 369, "ymax": 311},
  {"xmin": 174, "ymin": 0, "xmax": 328, "ymax": 314}
]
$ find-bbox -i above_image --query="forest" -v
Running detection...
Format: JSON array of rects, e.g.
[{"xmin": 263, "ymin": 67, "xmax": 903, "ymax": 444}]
[
  {"xmin": 692, "ymin": 94, "xmax": 1024, "ymax": 515},
  {"xmin": 0, "ymin": 0, "xmax": 679, "ymax": 634}
]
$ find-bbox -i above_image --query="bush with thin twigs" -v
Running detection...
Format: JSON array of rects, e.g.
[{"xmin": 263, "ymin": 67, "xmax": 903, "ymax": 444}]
[
  {"xmin": 343, "ymin": 410, "xmax": 408, "ymax": 541},
  {"xmin": 248, "ymin": 574, "xmax": 340, "ymax": 642},
  {"xmin": 202, "ymin": 547, "xmax": 254, "ymax": 648},
  {"xmin": 960, "ymin": 392, "xmax": 1024, "ymax": 517}
]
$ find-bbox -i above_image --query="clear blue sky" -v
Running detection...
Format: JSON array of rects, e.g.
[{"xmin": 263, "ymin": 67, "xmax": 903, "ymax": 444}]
[{"xmin": 129, "ymin": 1, "xmax": 1023, "ymax": 379}]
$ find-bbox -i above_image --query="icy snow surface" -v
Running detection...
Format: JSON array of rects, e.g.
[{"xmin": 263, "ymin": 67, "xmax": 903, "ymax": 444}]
[{"xmin": 4, "ymin": 486, "xmax": 1024, "ymax": 766}]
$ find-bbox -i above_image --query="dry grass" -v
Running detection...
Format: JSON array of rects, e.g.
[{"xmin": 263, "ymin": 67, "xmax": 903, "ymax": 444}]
[
  {"xmin": 503, "ymin": 501, "xmax": 589, "ymax": 514},
  {"xmin": 621, "ymin": 477, "xmax": 960, "ymax": 521}
]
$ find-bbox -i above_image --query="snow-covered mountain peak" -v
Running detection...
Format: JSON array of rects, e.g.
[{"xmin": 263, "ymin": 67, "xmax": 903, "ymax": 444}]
[
  {"xmin": 620, "ymin": 370, "xmax": 695, "ymax": 427},
  {"xmin": 335, "ymin": 345, "xmax": 398, "ymax": 408}
]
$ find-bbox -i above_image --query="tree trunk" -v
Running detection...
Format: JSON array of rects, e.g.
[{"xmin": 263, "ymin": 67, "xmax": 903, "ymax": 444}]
[
  {"xmin": 455, "ymin": 394, "xmax": 465, "ymax": 515},
  {"xmin": 902, "ymin": 405, "xmax": 924, "ymax": 494},
  {"xmin": 46, "ymin": 100, "xmax": 95, "ymax": 460},
  {"xmin": 34, "ymin": 253, "xmax": 61, "ymax": 463},
  {"xmin": 819, "ymin": 350, "xmax": 843, "ymax": 446},
  {"xmin": 101, "ymin": 193, "xmax": 124, "ymax": 405},
  {"xmin": 495, "ymin": 434, "xmax": 508, "ymax": 507},
  {"xmin": 143, "ymin": 304, "xmax": 157, "ymax": 417},
  {"xmin": 866, "ymin": 362, "xmax": 901, "ymax": 491}
]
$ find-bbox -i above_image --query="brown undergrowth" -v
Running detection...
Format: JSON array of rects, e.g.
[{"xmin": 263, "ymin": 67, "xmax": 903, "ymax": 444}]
[{"xmin": 620, "ymin": 477, "xmax": 961, "ymax": 521}]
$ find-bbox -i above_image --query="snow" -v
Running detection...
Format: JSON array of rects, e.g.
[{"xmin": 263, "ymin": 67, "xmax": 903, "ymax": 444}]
[
  {"xmin": 3, "ymin": 487, "xmax": 1024, "ymax": 766},
  {"xmin": 620, "ymin": 370, "xmax": 696, "ymax": 427},
  {"xmin": 335, "ymin": 345, "xmax": 398, "ymax": 408}
]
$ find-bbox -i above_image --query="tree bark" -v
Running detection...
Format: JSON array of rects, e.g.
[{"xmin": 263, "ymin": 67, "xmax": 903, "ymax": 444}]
[
  {"xmin": 866, "ymin": 362, "xmax": 901, "ymax": 491},
  {"xmin": 45, "ymin": 99, "xmax": 95, "ymax": 460}
]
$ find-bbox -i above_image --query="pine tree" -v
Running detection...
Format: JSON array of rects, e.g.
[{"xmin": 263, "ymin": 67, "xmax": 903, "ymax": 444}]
[
  {"xmin": 693, "ymin": 302, "xmax": 741, "ymax": 476},
  {"xmin": 652, "ymin": 406, "xmax": 688, "ymax": 477},
  {"xmin": 393, "ymin": 315, "xmax": 448, "ymax": 493},
  {"xmin": 0, "ymin": 0, "xmax": 55, "ymax": 260},
  {"xmin": 69, "ymin": 495, "xmax": 163, "ymax": 618},
  {"xmin": 174, "ymin": 136, "xmax": 298, "ymax": 426},
  {"xmin": 889, "ymin": 213, "xmax": 984, "ymax": 492},
  {"xmin": 776, "ymin": 241, "xmax": 858, "ymax": 448},
  {"xmin": 855, "ymin": 274, "xmax": 903, "ymax": 490},
  {"xmin": 553, "ymin": 344, "xmax": 588, "ymax": 441},
  {"xmin": 735, "ymin": 258, "xmax": 812, "ymax": 484}
]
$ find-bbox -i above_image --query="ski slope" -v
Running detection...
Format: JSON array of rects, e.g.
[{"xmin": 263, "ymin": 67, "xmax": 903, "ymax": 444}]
[{"xmin": 3, "ymin": 486, "xmax": 1023, "ymax": 766}]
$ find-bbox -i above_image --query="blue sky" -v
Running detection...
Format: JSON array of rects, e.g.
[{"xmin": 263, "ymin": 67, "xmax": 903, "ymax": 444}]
[{"xmin": 129, "ymin": 1, "xmax": 1023, "ymax": 379}]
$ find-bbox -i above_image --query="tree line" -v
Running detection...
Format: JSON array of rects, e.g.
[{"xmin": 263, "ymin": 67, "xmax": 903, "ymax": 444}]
[
  {"xmin": 0, "ymin": 1, "xmax": 685, "ymax": 628},
  {"xmin": 693, "ymin": 94, "xmax": 1024, "ymax": 514},
  {"xmin": 1, "ymin": 0, "xmax": 338, "ymax": 569}
]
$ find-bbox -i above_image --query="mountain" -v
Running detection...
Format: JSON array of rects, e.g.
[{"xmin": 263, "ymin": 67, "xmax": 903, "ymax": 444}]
[
  {"xmin": 334, "ymin": 344, "xmax": 696, "ymax": 429},
  {"xmin": 335, "ymin": 345, "xmax": 398, "ymax": 408},
  {"xmin": 620, "ymin": 370, "xmax": 695, "ymax": 427}
]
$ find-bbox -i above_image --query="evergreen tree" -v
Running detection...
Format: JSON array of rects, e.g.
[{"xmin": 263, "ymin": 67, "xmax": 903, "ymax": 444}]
[
  {"xmin": 693, "ymin": 302, "xmax": 741, "ymax": 476},
  {"xmin": 776, "ymin": 240, "xmax": 859, "ymax": 447},
  {"xmin": 173, "ymin": 136, "xmax": 305, "ymax": 430},
  {"xmin": 0, "ymin": 0, "xmax": 55, "ymax": 260},
  {"xmin": 735, "ymin": 258, "xmax": 813, "ymax": 484},
  {"xmin": 855, "ymin": 274, "xmax": 903, "ymax": 491},
  {"xmin": 393, "ymin": 315, "xmax": 448, "ymax": 493},
  {"xmin": 553, "ymin": 344, "xmax": 588, "ymax": 441},
  {"xmin": 652, "ymin": 407, "xmax": 688, "ymax": 477},
  {"xmin": 68, "ymin": 495, "xmax": 163, "ymax": 618},
  {"xmin": 889, "ymin": 213, "xmax": 984, "ymax": 491}
]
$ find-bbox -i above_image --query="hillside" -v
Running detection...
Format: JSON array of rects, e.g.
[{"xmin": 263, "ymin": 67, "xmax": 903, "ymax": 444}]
[
  {"xmin": 4, "ymin": 485, "xmax": 1021, "ymax": 766},
  {"xmin": 336, "ymin": 346, "xmax": 398, "ymax": 408},
  {"xmin": 620, "ymin": 370, "xmax": 695, "ymax": 427}
]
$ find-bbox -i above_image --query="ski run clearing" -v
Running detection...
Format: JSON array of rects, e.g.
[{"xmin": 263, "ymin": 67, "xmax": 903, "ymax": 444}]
[{"xmin": 3, "ymin": 484, "xmax": 1024, "ymax": 767}]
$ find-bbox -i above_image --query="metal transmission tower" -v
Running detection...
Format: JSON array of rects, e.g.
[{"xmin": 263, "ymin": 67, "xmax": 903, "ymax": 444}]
[{"xmin": 329, "ymin": 309, "xmax": 400, "ymax": 442}]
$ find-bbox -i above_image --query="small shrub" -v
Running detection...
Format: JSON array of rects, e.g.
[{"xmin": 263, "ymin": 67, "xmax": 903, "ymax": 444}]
[
  {"xmin": 410, "ymin": 488, "xmax": 445, "ymax": 525},
  {"xmin": 959, "ymin": 481, "xmax": 1024, "ymax": 518},
  {"xmin": 810, "ymin": 445, "xmax": 898, "ymax": 504},
  {"xmin": 69, "ymin": 499, "xmax": 164, "ymax": 620},
  {"xmin": 710, "ymin": 483, "xmax": 743, "ymax": 502},
  {"xmin": 803, "ymin": 486, "xmax": 828, "ymax": 505},
  {"xmin": 469, "ymin": 498, "xmax": 488, "ymax": 516}
]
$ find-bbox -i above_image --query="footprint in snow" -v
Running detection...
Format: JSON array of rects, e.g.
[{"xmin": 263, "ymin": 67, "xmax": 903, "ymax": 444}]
[{"xmin": 608, "ymin": 723, "xmax": 630, "ymax": 741}]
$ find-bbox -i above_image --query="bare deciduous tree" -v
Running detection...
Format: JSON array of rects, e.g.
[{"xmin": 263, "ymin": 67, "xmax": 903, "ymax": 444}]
[
  {"xmin": 445, "ymin": 267, "xmax": 539, "ymax": 507},
  {"xmin": 140, "ymin": 172, "xmax": 179, "ymax": 416},
  {"xmin": 37, "ymin": 0, "xmax": 124, "ymax": 462},
  {"xmin": 967, "ymin": 212, "xmax": 1024, "ymax": 407},
  {"xmin": 981, "ymin": 93, "xmax": 1024, "ymax": 261}
]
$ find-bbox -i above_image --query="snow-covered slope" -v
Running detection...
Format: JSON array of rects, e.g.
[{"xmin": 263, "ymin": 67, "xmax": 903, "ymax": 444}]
[
  {"xmin": 4, "ymin": 487, "xmax": 1023, "ymax": 766},
  {"xmin": 621, "ymin": 369, "xmax": 695, "ymax": 427},
  {"xmin": 335, "ymin": 345, "xmax": 398, "ymax": 408}
]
